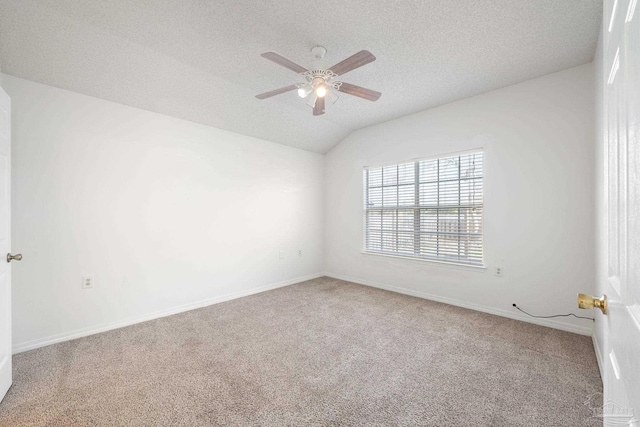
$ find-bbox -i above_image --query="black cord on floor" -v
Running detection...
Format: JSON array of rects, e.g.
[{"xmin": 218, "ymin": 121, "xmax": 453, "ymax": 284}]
[{"xmin": 512, "ymin": 303, "xmax": 594, "ymax": 322}]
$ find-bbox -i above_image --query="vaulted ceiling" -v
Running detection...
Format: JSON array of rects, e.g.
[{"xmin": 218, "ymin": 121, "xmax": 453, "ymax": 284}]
[{"xmin": 0, "ymin": 0, "xmax": 602, "ymax": 153}]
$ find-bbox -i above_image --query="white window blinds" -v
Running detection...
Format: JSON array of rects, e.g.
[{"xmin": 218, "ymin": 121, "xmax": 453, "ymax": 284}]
[{"xmin": 363, "ymin": 151, "xmax": 483, "ymax": 266}]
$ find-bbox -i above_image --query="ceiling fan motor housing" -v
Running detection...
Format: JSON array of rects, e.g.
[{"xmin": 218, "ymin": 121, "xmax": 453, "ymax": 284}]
[{"xmin": 304, "ymin": 69, "xmax": 342, "ymax": 91}]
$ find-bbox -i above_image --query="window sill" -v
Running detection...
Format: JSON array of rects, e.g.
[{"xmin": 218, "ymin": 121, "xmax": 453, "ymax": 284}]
[{"xmin": 360, "ymin": 250, "xmax": 486, "ymax": 271}]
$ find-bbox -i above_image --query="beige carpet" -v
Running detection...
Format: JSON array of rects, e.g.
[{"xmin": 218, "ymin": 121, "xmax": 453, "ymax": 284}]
[{"xmin": 0, "ymin": 277, "xmax": 602, "ymax": 426}]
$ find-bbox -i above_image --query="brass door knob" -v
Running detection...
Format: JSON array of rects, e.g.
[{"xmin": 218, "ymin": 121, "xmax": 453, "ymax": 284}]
[
  {"xmin": 6, "ymin": 253, "xmax": 22, "ymax": 263},
  {"xmin": 577, "ymin": 293, "xmax": 607, "ymax": 315}
]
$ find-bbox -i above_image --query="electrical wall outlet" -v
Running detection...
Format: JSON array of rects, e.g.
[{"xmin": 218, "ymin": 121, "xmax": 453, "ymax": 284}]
[
  {"xmin": 81, "ymin": 276, "xmax": 94, "ymax": 289},
  {"xmin": 298, "ymin": 249, "xmax": 302, "ymax": 257},
  {"xmin": 494, "ymin": 266, "xmax": 503, "ymax": 277}
]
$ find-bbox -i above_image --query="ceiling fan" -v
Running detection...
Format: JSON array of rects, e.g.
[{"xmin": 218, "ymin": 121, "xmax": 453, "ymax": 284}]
[{"xmin": 255, "ymin": 46, "xmax": 381, "ymax": 116}]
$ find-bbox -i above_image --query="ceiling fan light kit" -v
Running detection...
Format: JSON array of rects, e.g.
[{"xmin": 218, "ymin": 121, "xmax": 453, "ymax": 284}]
[
  {"xmin": 297, "ymin": 69, "xmax": 340, "ymax": 100},
  {"xmin": 256, "ymin": 46, "xmax": 381, "ymax": 116}
]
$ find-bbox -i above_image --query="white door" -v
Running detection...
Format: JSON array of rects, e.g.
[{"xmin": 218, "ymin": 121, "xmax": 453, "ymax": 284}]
[
  {"xmin": 0, "ymin": 86, "xmax": 12, "ymax": 402},
  {"xmin": 600, "ymin": 0, "xmax": 640, "ymax": 424}
]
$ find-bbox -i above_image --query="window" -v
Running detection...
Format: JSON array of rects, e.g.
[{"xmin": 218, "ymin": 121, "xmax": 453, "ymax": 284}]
[{"xmin": 363, "ymin": 151, "xmax": 483, "ymax": 266}]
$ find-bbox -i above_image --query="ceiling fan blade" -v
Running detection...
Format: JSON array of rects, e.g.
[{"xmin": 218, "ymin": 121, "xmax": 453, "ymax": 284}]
[
  {"xmin": 261, "ymin": 52, "xmax": 307, "ymax": 74},
  {"xmin": 337, "ymin": 82, "xmax": 381, "ymax": 101},
  {"xmin": 255, "ymin": 85, "xmax": 298, "ymax": 99},
  {"xmin": 329, "ymin": 50, "xmax": 376, "ymax": 76},
  {"xmin": 313, "ymin": 96, "xmax": 325, "ymax": 116}
]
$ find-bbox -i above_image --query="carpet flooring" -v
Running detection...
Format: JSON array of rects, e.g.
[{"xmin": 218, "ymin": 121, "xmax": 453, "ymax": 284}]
[{"xmin": 0, "ymin": 277, "xmax": 602, "ymax": 426}]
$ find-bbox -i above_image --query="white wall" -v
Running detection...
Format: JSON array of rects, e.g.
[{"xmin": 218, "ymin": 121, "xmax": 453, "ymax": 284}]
[
  {"xmin": 3, "ymin": 74, "xmax": 324, "ymax": 352},
  {"xmin": 0, "ymin": 32, "xmax": 4, "ymax": 86},
  {"xmin": 5, "ymin": 60, "xmax": 596, "ymax": 351},
  {"xmin": 325, "ymin": 63, "xmax": 595, "ymax": 335}
]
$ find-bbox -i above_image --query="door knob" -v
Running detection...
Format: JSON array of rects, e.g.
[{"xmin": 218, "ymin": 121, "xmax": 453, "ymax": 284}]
[
  {"xmin": 577, "ymin": 293, "xmax": 607, "ymax": 315},
  {"xmin": 6, "ymin": 253, "xmax": 22, "ymax": 263}
]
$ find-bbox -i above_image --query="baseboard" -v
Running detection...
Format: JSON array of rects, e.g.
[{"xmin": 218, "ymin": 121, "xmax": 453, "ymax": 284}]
[
  {"xmin": 13, "ymin": 272, "xmax": 323, "ymax": 354},
  {"xmin": 592, "ymin": 334, "xmax": 604, "ymax": 379},
  {"xmin": 324, "ymin": 272, "xmax": 594, "ymax": 336}
]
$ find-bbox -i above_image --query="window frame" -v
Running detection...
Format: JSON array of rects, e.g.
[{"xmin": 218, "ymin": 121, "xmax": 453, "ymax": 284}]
[{"xmin": 362, "ymin": 149, "xmax": 485, "ymax": 268}]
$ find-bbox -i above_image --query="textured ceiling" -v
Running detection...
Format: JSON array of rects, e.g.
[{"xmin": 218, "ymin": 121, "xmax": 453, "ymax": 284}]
[{"xmin": 0, "ymin": 0, "xmax": 602, "ymax": 153}]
